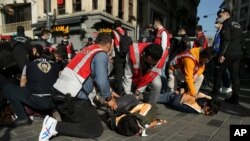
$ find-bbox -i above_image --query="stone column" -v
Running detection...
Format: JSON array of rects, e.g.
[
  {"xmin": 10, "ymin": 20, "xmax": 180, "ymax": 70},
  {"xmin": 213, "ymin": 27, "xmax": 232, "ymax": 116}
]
[
  {"xmin": 112, "ymin": 0, "xmax": 119, "ymax": 17},
  {"xmin": 82, "ymin": 0, "xmax": 92, "ymax": 12},
  {"xmin": 123, "ymin": 0, "xmax": 129, "ymax": 22},
  {"xmin": 65, "ymin": 0, "xmax": 73, "ymax": 14},
  {"xmin": 37, "ymin": 0, "xmax": 44, "ymax": 18},
  {"xmin": 51, "ymin": 0, "xmax": 58, "ymax": 15},
  {"xmin": 98, "ymin": 0, "xmax": 106, "ymax": 11},
  {"xmin": 132, "ymin": 0, "xmax": 137, "ymax": 26},
  {"xmin": 31, "ymin": 0, "xmax": 38, "ymax": 24}
]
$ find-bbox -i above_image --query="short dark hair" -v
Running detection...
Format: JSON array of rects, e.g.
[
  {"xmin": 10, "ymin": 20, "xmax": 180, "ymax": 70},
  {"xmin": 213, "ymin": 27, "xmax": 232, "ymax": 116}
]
[
  {"xmin": 154, "ymin": 17, "xmax": 163, "ymax": 25},
  {"xmin": 116, "ymin": 115, "xmax": 140, "ymax": 136},
  {"xmin": 94, "ymin": 32, "xmax": 112, "ymax": 45},
  {"xmin": 195, "ymin": 25, "xmax": 203, "ymax": 31},
  {"xmin": 114, "ymin": 20, "xmax": 122, "ymax": 28},
  {"xmin": 143, "ymin": 44, "xmax": 163, "ymax": 61},
  {"xmin": 197, "ymin": 98, "xmax": 221, "ymax": 116},
  {"xmin": 200, "ymin": 47, "xmax": 215, "ymax": 60},
  {"xmin": 41, "ymin": 29, "xmax": 51, "ymax": 36}
]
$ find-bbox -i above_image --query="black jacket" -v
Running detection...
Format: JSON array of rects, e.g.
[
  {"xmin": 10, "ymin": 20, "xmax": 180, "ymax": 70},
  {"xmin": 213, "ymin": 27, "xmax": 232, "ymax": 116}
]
[{"xmin": 220, "ymin": 18, "xmax": 243, "ymax": 57}]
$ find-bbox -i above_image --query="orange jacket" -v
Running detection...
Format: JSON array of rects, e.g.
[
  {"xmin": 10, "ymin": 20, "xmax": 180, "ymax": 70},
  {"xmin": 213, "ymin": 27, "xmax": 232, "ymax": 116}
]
[{"xmin": 170, "ymin": 48, "xmax": 205, "ymax": 96}]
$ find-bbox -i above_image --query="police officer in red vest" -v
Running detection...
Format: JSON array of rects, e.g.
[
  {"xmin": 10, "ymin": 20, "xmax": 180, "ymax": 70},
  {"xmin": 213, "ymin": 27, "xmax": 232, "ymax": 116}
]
[{"xmin": 39, "ymin": 33, "xmax": 119, "ymax": 140}]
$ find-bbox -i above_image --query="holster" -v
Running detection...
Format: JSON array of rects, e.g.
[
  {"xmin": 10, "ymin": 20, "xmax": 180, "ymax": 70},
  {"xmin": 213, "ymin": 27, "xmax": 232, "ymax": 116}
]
[{"xmin": 50, "ymin": 88, "xmax": 75, "ymax": 114}]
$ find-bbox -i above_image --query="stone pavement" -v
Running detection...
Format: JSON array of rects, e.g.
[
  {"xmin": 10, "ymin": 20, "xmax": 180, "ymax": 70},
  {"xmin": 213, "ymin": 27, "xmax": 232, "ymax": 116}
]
[{"xmin": 0, "ymin": 86, "xmax": 250, "ymax": 141}]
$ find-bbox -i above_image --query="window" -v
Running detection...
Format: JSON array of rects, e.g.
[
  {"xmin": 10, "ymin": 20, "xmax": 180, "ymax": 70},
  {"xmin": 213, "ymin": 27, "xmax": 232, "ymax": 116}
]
[
  {"xmin": 57, "ymin": 0, "xmax": 65, "ymax": 14},
  {"xmin": 93, "ymin": 0, "xmax": 98, "ymax": 10},
  {"xmin": 128, "ymin": 0, "xmax": 133, "ymax": 23},
  {"xmin": 118, "ymin": 0, "xmax": 124, "ymax": 19},
  {"xmin": 240, "ymin": 7, "xmax": 248, "ymax": 19},
  {"xmin": 73, "ymin": 0, "xmax": 81, "ymax": 12},
  {"xmin": 106, "ymin": 0, "xmax": 112, "ymax": 14},
  {"xmin": 4, "ymin": 4, "xmax": 31, "ymax": 24},
  {"xmin": 242, "ymin": 0, "xmax": 248, "ymax": 5},
  {"xmin": 44, "ymin": 0, "xmax": 51, "ymax": 13}
]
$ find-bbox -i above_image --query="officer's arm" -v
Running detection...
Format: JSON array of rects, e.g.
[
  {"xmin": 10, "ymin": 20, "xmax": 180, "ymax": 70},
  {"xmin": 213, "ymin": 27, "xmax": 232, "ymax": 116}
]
[
  {"xmin": 92, "ymin": 52, "xmax": 111, "ymax": 99},
  {"xmin": 220, "ymin": 24, "xmax": 231, "ymax": 56},
  {"xmin": 20, "ymin": 65, "xmax": 27, "ymax": 87}
]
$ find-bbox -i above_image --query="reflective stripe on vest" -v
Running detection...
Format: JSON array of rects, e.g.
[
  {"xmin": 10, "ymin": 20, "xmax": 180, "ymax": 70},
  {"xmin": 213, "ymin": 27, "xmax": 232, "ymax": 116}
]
[
  {"xmin": 113, "ymin": 30, "xmax": 120, "ymax": 52},
  {"xmin": 170, "ymin": 51, "xmax": 199, "ymax": 73},
  {"xmin": 129, "ymin": 43, "xmax": 168, "ymax": 90},
  {"xmin": 154, "ymin": 28, "xmax": 171, "ymax": 48},
  {"xmin": 53, "ymin": 45, "xmax": 104, "ymax": 97}
]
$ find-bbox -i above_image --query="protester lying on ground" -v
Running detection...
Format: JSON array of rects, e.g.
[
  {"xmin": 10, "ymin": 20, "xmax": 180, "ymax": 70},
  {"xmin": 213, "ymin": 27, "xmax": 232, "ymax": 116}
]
[
  {"xmin": 108, "ymin": 94, "xmax": 167, "ymax": 137},
  {"xmin": 157, "ymin": 88, "xmax": 220, "ymax": 115}
]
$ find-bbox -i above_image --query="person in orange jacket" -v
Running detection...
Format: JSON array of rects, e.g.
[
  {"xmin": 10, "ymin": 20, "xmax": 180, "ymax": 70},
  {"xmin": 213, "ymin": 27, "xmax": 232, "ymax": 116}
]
[{"xmin": 167, "ymin": 47, "xmax": 214, "ymax": 97}]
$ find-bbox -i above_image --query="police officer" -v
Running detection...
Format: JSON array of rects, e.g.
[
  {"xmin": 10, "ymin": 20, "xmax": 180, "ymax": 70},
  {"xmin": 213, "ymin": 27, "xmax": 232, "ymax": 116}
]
[
  {"xmin": 211, "ymin": 8, "xmax": 243, "ymax": 104},
  {"xmin": 12, "ymin": 26, "xmax": 32, "ymax": 45}
]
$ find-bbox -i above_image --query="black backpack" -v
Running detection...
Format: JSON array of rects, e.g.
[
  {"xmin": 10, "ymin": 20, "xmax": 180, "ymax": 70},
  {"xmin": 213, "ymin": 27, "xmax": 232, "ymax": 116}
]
[{"xmin": 115, "ymin": 30, "xmax": 133, "ymax": 58}]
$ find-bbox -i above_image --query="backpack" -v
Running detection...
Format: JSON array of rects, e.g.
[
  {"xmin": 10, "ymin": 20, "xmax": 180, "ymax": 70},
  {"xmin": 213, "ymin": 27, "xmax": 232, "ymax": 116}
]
[{"xmin": 115, "ymin": 30, "xmax": 133, "ymax": 58}]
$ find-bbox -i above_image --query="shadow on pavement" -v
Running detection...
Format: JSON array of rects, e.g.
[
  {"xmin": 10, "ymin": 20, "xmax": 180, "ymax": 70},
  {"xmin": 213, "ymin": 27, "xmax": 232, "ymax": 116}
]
[{"xmin": 0, "ymin": 126, "xmax": 14, "ymax": 141}]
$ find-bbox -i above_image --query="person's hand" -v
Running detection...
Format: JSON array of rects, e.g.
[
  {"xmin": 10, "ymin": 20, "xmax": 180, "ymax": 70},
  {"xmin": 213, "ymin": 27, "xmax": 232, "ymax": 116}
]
[
  {"xmin": 109, "ymin": 56, "xmax": 114, "ymax": 64},
  {"xmin": 193, "ymin": 74, "xmax": 198, "ymax": 81},
  {"xmin": 196, "ymin": 92, "xmax": 212, "ymax": 99},
  {"xmin": 106, "ymin": 97, "xmax": 117, "ymax": 110},
  {"xmin": 219, "ymin": 56, "xmax": 225, "ymax": 63},
  {"xmin": 111, "ymin": 91, "xmax": 120, "ymax": 98}
]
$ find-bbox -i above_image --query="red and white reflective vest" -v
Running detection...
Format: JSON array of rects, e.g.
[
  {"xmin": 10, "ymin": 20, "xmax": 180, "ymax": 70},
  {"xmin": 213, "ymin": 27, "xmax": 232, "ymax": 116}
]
[
  {"xmin": 129, "ymin": 43, "xmax": 169, "ymax": 91},
  {"xmin": 170, "ymin": 51, "xmax": 199, "ymax": 74},
  {"xmin": 193, "ymin": 32, "xmax": 208, "ymax": 49},
  {"xmin": 53, "ymin": 45, "xmax": 105, "ymax": 97},
  {"xmin": 154, "ymin": 28, "xmax": 171, "ymax": 49},
  {"xmin": 113, "ymin": 27, "xmax": 125, "ymax": 52}
]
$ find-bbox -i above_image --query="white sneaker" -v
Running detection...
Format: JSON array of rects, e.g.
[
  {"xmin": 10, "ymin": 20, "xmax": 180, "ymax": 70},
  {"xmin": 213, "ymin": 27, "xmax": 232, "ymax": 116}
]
[
  {"xmin": 39, "ymin": 115, "xmax": 58, "ymax": 141},
  {"xmin": 221, "ymin": 87, "xmax": 232, "ymax": 93}
]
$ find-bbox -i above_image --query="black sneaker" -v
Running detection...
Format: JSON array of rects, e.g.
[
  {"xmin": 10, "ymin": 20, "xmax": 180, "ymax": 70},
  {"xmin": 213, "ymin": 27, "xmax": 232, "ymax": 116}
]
[
  {"xmin": 12, "ymin": 118, "xmax": 33, "ymax": 126},
  {"xmin": 225, "ymin": 96, "xmax": 239, "ymax": 105}
]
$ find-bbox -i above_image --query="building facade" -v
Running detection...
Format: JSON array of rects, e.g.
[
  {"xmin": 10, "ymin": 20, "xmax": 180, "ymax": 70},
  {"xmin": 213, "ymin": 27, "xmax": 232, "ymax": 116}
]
[
  {"xmin": 221, "ymin": 0, "xmax": 250, "ymax": 31},
  {"xmin": 137, "ymin": 0, "xmax": 200, "ymax": 37},
  {"xmin": 0, "ymin": 0, "xmax": 137, "ymax": 50}
]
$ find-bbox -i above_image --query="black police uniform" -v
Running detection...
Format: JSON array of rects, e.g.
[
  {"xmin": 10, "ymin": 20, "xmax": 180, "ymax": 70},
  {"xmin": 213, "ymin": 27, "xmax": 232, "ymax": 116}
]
[{"xmin": 212, "ymin": 17, "xmax": 243, "ymax": 104}]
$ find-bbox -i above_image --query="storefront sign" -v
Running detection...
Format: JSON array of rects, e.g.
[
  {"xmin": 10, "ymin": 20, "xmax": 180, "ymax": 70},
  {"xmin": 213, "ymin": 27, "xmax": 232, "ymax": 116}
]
[
  {"xmin": 99, "ymin": 28, "xmax": 112, "ymax": 33},
  {"xmin": 52, "ymin": 25, "xmax": 69, "ymax": 33}
]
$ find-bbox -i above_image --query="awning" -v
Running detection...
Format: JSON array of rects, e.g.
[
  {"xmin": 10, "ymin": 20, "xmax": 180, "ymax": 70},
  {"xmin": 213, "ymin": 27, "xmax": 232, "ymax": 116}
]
[{"xmin": 32, "ymin": 16, "xmax": 88, "ymax": 28}]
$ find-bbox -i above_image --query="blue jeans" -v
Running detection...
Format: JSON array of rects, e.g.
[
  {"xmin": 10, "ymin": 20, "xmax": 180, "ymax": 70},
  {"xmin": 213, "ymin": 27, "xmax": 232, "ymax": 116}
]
[
  {"xmin": 157, "ymin": 92, "xmax": 197, "ymax": 113},
  {"xmin": 3, "ymin": 84, "xmax": 55, "ymax": 119}
]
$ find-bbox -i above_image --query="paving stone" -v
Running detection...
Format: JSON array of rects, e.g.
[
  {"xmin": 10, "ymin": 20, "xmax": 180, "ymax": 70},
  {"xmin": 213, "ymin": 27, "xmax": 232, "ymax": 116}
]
[
  {"xmin": 188, "ymin": 134, "xmax": 210, "ymax": 141},
  {"xmin": 207, "ymin": 119, "xmax": 224, "ymax": 127},
  {"xmin": 242, "ymin": 117, "xmax": 250, "ymax": 124},
  {"xmin": 210, "ymin": 127, "xmax": 230, "ymax": 141},
  {"xmin": 167, "ymin": 134, "xmax": 189, "ymax": 141},
  {"xmin": 178, "ymin": 122, "xmax": 204, "ymax": 138}
]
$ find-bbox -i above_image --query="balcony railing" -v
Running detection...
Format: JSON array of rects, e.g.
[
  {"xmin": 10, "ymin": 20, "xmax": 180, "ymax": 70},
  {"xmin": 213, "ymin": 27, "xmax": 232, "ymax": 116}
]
[{"xmin": 0, "ymin": 21, "xmax": 32, "ymax": 33}]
